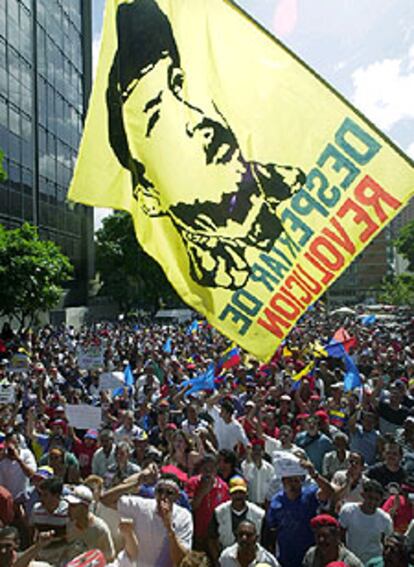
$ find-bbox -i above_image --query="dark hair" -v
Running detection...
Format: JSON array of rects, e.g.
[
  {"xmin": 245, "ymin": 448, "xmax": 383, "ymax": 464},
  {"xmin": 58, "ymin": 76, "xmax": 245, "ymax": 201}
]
[
  {"xmin": 39, "ymin": 477, "xmax": 63, "ymax": 496},
  {"xmin": 349, "ymin": 451, "xmax": 365, "ymax": 466},
  {"xmin": 106, "ymin": 0, "xmax": 180, "ymax": 190},
  {"xmin": 201, "ymin": 453, "xmax": 218, "ymax": 468},
  {"xmin": 0, "ymin": 526, "xmax": 20, "ymax": 543},
  {"xmin": 362, "ymin": 479, "xmax": 384, "ymax": 497},
  {"xmin": 218, "ymin": 449, "xmax": 238, "ymax": 468},
  {"xmin": 221, "ymin": 399, "xmax": 235, "ymax": 415}
]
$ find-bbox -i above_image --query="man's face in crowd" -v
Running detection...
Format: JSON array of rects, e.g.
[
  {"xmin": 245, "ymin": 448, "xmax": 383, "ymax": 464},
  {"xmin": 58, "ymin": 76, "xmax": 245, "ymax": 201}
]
[
  {"xmin": 0, "ymin": 537, "xmax": 17, "ymax": 567},
  {"xmin": 282, "ymin": 476, "xmax": 303, "ymax": 500},
  {"xmin": 100, "ymin": 434, "xmax": 113, "ymax": 453},
  {"xmin": 362, "ymin": 413, "xmax": 375, "ymax": 432},
  {"xmin": 201, "ymin": 460, "xmax": 216, "ymax": 482},
  {"xmin": 306, "ymin": 417, "xmax": 319, "ymax": 436},
  {"xmin": 237, "ymin": 522, "xmax": 257, "ymax": 553},
  {"xmin": 348, "ymin": 453, "xmax": 363, "ymax": 476},
  {"xmin": 155, "ymin": 481, "xmax": 179, "ymax": 511},
  {"xmin": 362, "ymin": 489, "xmax": 383, "ymax": 514},
  {"xmin": 383, "ymin": 444, "xmax": 401, "ymax": 468},
  {"xmin": 314, "ymin": 526, "xmax": 339, "ymax": 556},
  {"xmin": 39, "ymin": 487, "xmax": 58, "ymax": 513},
  {"xmin": 231, "ymin": 489, "xmax": 247, "ymax": 509}
]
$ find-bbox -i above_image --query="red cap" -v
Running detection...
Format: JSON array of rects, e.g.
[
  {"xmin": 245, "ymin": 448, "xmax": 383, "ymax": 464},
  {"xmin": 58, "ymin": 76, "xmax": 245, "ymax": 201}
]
[
  {"xmin": 296, "ymin": 413, "xmax": 310, "ymax": 421},
  {"xmin": 315, "ymin": 410, "xmax": 329, "ymax": 423},
  {"xmin": 310, "ymin": 394, "xmax": 321, "ymax": 401},
  {"xmin": 165, "ymin": 423, "xmax": 177, "ymax": 431},
  {"xmin": 251, "ymin": 438, "xmax": 265, "ymax": 448},
  {"xmin": 310, "ymin": 514, "xmax": 340, "ymax": 529}
]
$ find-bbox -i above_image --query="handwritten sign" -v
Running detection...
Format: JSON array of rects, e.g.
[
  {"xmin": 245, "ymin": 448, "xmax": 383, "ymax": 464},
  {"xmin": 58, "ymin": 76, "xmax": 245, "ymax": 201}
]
[
  {"xmin": 77, "ymin": 345, "xmax": 104, "ymax": 370},
  {"xmin": 65, "ymin": 404, "xmax": 102, "ymax": 430},
  {"xmin": 0, "ymin": 382, "xmax": 15, "ymax": 404}
]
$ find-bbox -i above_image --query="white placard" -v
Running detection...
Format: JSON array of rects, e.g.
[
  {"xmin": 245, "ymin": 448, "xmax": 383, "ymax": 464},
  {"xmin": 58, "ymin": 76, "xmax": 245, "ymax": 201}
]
[
  {"xmin": 77, "ymin": 345, "xmax": 104, "ymax": 370},
  {"xmin": 0, "ymin": 382, "xmax": 15, "ymax": 404},
  {"xmin": 272, "ymin": 452, "xmax": 307, "ymax": 478},
  {"xmin": 65, "ymin": 404, "xmax": 102, "ymax": 430},
  {"xmin": 99, "ymin": 372, "xmax": 125, "ymax": 391},
  {"xmin": 8, "ymin": 353, "xmax": 31, "ymax": 373}
]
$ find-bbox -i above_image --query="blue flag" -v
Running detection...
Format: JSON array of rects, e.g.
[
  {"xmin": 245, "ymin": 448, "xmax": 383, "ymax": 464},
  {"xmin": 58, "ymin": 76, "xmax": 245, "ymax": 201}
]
[
  {"xmin": 361, "ymin": 314, "xmax": 377, "ymax": 326},
  {"xmin": 186, "ymin": 320, "xmax": 199, "ymax": 336},
  {"xmin": 163, "ymin": 337, "xmax": 172, "ymax": 354},
  {"xmin": 182, "ymin": 363, "xmax": 215, "ymax": 397},
  {"xmin": 113, "ymin": 364, "xmax": 134, "ymax": 396},
  {"xmin": 343, "ymin": 352, "xmax": 362, "ymax": 392},
  {"xmin": 325, "ymin": 340, "xmax": 346, "ymax": 358}
]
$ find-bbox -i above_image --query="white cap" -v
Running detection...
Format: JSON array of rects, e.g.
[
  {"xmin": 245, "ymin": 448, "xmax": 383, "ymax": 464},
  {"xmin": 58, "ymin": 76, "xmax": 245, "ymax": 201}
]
[{"xmin": 66, "ymin": 485, "xmax": 93, "ymax": 506}]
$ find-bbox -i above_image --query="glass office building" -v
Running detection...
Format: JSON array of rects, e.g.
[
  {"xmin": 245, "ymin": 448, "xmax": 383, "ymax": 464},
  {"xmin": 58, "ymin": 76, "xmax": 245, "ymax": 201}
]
[{"xmin": 0, "ymin": 0, "xmax": 93, "ymax": 304}]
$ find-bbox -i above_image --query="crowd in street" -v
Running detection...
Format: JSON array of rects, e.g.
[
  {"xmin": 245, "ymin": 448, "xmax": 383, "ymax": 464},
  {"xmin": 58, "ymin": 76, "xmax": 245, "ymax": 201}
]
[{"xmin": 1, "ymin": 305, "xmax": 414, "ymax": 567}]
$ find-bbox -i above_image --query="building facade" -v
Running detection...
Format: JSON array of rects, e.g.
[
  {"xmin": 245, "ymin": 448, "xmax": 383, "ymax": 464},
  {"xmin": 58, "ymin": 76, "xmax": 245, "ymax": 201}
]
[{"xmin": 0, "ymin": 0, "xmax": 93, "ymax": 305}]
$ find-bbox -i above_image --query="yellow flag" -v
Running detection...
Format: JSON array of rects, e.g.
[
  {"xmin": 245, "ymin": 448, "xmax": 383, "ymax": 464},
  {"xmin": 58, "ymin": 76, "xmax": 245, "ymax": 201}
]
[{"xmin": 68, "ymin": 0, "xmax": 414, "ymax": 361}]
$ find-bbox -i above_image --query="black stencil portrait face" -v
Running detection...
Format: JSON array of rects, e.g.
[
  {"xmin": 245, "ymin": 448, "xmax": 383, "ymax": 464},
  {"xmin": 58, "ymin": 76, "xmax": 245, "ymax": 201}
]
[{"xmin": 107, "ymin": 0, "xmax": 305, "ymax": 289}]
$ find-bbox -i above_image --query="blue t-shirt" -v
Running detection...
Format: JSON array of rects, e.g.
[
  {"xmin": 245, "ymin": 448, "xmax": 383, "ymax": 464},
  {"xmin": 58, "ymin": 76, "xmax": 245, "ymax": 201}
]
[
  {"xmin": 295, "ymin": 432, "xmax": 333, "ymax": 472},
  {"xmin": 266, "ymin": 484, "xmax": 319, "ymax": 567}
]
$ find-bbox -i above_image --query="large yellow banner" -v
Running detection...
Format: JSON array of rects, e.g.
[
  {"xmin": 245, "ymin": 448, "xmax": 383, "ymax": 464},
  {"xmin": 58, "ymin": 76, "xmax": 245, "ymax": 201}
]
[{"xmin": 68, "ymin": 0, "xmax": 414, "ymax": 361}]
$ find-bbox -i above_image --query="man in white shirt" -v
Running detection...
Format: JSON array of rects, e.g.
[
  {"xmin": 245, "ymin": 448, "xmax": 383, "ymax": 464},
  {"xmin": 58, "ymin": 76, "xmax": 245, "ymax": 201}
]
[
  {"xmin": 241, "ymin": 441, "xmax": 274, "ymax": 506},
  {"xmin": 207, "ymin": 399, "xmax": 248, "ymax": 451},
  {"xmin": 339, "ymin": 479, "xmax": 393, "ymax": 564},
  {"xmin": 92, "ymin": 430, "xmax": 116, "ymax": 478},
  {"xmin": 114, "ymin": 411, "xmax": 142, "ymax": 442},
  {"xmin": 0, "ymin": 433, "xmax": 36, "ymax": 500},
  {"xmin": 100, "ymin": 467, "xmax": 193, "ymax": 567},
  {"xmin": 219, "ymin": 520, "xmax": 279, "ymax": 566}
]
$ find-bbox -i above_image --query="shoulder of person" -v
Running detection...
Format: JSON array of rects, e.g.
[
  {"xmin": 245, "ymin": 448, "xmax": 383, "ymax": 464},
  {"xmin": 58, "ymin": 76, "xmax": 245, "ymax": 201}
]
[{"xmin": 248, "ymin": 501, "xmax": 265, "ymax": 517}]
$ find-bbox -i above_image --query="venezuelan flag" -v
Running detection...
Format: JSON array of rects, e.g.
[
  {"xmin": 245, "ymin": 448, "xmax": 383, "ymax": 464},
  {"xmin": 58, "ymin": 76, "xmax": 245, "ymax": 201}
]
[
  {"xmin": 217, "ymin": 345, "xmax": 241, "ymax": 372},
  {"xmin": 291, "ymin": 361, "xmax": 315, "ymax": 390}
]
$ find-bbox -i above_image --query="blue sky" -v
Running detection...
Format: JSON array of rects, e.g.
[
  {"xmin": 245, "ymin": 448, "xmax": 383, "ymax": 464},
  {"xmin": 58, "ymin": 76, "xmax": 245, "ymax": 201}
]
[{"xmin": 92, "ymin": 0, "xmax": 414, "ymax": 227}]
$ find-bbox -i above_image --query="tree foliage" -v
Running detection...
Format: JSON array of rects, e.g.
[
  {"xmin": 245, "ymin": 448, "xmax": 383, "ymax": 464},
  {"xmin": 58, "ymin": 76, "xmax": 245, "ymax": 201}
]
[
  {"xmin": 0, "ymin": 223, "xmax": 73, "ymax": 327},
  {"xmin": 379, "ymin": 273, "xmax": 414, "ymax": 307},
  {"xmin": 95, "ymin": 211, "xmax": 179, "ymax": 312},
  {"xmin": 395, "ymin": 220, "xmax": 414, "ymax": 271}
]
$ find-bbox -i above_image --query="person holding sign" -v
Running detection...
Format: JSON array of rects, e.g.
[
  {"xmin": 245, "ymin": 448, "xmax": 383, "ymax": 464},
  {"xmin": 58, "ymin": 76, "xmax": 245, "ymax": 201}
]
[{"xmin": 263, "ymin": 455, "xmax": 334, "ymax": 567}]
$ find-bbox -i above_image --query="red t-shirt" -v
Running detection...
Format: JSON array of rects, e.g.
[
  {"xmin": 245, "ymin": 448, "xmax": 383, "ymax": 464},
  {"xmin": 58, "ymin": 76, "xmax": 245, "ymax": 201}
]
[
  {"xmin": 73, "ymin": 439, "xmax": 97, "ymax": 478},
  {"xmin": 186, "ymin": 475, "xmax": 230, "ymax": 538},
  {"xmin": 382, "ymin": 495, "xmax": 414, "ymax": 533}
]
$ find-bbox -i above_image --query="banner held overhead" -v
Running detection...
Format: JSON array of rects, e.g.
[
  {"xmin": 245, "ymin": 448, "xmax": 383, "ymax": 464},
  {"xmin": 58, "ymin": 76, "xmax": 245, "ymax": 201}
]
[{"xmin": 68, "ymin": 0, "xmax": 414, "ymax": 361}]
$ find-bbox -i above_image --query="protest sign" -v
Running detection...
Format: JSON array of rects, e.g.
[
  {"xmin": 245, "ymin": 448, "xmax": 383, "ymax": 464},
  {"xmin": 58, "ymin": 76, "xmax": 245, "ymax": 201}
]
[
  {"xmin": 65, "ymin": 404, "xmax": 102, "ymax": 429},
  {"xmin": 77, "ymin": 345, "xmax": 104, "ymax": 370},
  {"xmin": 0, "ymin": 381, "xmax": 15, "ymax": 404}
]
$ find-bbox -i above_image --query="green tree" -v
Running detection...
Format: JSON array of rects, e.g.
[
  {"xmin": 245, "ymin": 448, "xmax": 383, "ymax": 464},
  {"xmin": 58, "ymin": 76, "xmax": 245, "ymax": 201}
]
[
  {"xmin": 378, "ymin": 273, "xmax": 414, "ymax": 306},
  {"xmin": 395, "ymin": 220, "xmax": 414, "ymax": 271},
  {"xmin": 95, "ymin": 211, "xmax": 179, "ymax": 312},
  {"xmin": 0, "ymin": 149, "xmax": 6, "ymax": 181},
  {"xmin": 0, "ymin": 223, "xmax": 73, "ymax": 328}
]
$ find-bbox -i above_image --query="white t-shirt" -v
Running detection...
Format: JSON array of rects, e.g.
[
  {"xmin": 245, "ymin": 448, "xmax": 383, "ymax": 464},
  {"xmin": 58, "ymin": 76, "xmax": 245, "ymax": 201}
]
[
  {"xmin": 208, "ymin": 406, "xmax": 248, "ymax": 450},
  {"xmin": 118, "ymin": 495, "xmax": 193, "ymax": 567},
  {"xmin": 241, "ymin": 460, "xmax": 275, "ymax": 505},
  {"xmin": 0, "ymin": 448, "xmax": 36, "ymax": 498},
  {"xmin": 339, "ymin": 503, "xmax": 393, "ymax": 564}
]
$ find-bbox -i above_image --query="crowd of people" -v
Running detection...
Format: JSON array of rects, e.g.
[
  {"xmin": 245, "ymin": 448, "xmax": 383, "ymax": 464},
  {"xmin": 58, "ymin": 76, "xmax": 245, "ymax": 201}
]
[{"xmin": 0, "ymin": 305, "xmax": 414, "ymax": 567}]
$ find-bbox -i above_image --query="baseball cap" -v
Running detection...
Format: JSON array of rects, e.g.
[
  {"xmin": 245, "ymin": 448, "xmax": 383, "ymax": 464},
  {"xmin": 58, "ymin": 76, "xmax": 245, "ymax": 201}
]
[
  {"xmin": 133, "ymin": 430, "xmax": 148, "ymax": 442},
  {"xmin": 84, "ymin": 429, "xmax": 98, "ymax": 440},
  {"xmin": 34, "ymin": 466, "xmax": 54, "ymax": 479},
  {"xmin": 165, "ymin": 423, "xmax": 177, "ymax": 431},
  {"xmin": 229, "ymin": 476, "xmax": 248, "ymax": 494},
  {"xmin": 66, "ymin": 485, "xmax": 94, "ymax": 506},
  {"xmin": 0, "ymin": 442, "xmax": 5, "ymax": 450}
]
